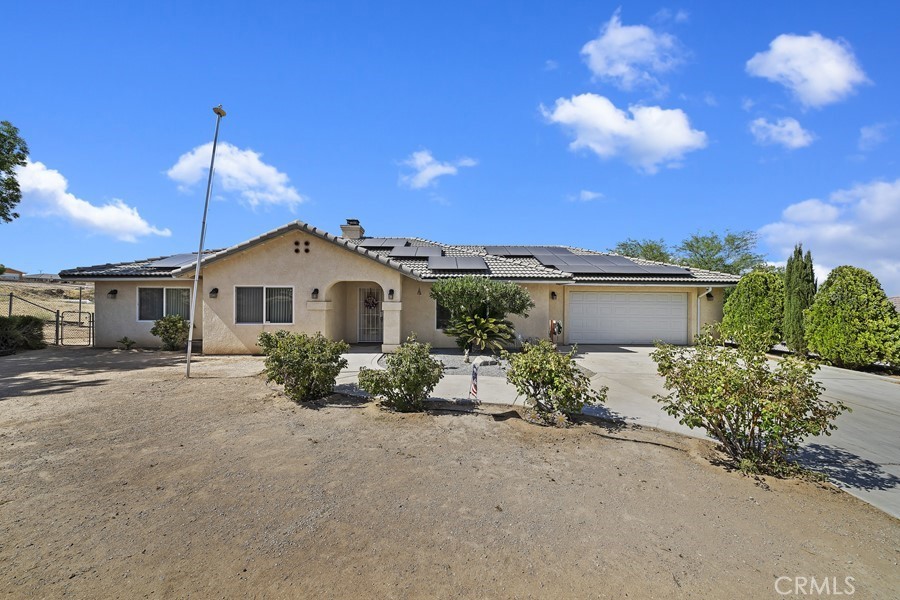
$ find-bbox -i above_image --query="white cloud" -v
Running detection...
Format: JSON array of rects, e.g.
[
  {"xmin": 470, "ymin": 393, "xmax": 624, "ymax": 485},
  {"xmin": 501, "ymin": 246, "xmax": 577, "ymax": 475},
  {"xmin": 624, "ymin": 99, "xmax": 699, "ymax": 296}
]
[
  {"xmin": 749, "ymin": 117, "xmax": 815, "ymax": 149},
  {"xmin": 581, "ymin": 9, "xmax": 684, "ymax": 91},
  {"xmin": 167, "ymin": 142, "xmax": 303, "ymax": 209},
  {"xmin": 568, "ymin": 190, "xmax": 604, "ymax": 202},
  {"xmin": 759, "ymin": 178, "xmax": 900, "ymax": 294},
  {"xmin": 741, "ymin": 98, "xmax": 756, "ymax": 112},
  {"xmin": 746, "ymin": 33, "xmax": 869, "ymax": 108},
  {"xmin": 542, "ymin": 93, "xmax": 707, "ymax": 173},
  {"xmin": 399, "ymin": 150, "xmax": 477, "ymax": 189},
  {"xmin": 544, "ymin": 59, "xmax": 559, "ymax": 71},
  {"xmin": 15, "ymin": 160, "xmax": 170, "ymax": 242},
  {"xmin": 858, "ymin": 123, "xmax": 889, "ymax": 151},
  {"xmin": 653, "ymin": 8, "xmax": 690, "ymax": 24}
]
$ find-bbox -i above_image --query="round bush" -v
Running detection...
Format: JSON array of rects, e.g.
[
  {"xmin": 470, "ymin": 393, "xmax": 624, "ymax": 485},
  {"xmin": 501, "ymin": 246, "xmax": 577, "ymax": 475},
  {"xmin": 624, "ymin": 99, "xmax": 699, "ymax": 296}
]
[
  {"xmin": 804, "ymin": 266, "xmax": 900, "ymax": 369},
  {"xmin": 721, "ymin": 270, "xmax": 784, "ymax": 345}
]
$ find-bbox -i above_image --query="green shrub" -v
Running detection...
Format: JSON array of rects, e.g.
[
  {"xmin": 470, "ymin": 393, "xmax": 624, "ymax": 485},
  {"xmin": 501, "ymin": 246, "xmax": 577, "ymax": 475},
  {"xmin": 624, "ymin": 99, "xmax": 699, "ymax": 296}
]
[
  {"xmin": 430, "ymin": 276, "xmax": 534, "ymax": 354},
  {"xmin": 0, "ymin": 315, "xmax": 46, "ymax": 352},
  {"xmin": 804, "ymin": 266, "xmax": 900, "ymax": 369},
  {"xmin": 651, "ymin": 327, "xmax": 848, "ymax": 475},
  {"xmin": 721, "ymin": 269, "xmax": 784, "ymax": 345},
  {"xmin": 150, "ymin": 315, "xmax": 189, "ymax": 351},
  {"xmin": 117, "ymin": 336, "xmax": 137, "ymax": 350},
  {"xmin": 358, "ymin": 335, "xmax": 444, "ymax": 412},
  {"xmin": 444, "ymin": 314, "xmax": 514, "ymax": 358},
  {"xmin": 504, "ymin": 339, "xmax": 607, "ymax": 426},
  {"xmin": 258, "ymin": 331, "xmax": 349, "ymax": 403}
]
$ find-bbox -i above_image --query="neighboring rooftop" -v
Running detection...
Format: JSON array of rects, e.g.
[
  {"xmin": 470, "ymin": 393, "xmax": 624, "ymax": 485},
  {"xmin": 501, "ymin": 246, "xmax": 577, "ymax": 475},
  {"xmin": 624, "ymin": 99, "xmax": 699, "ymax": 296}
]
[
  {"xmin": 60, "ymin": 220, "xmax": 741, "ymax": 285},
  {"xmin": 890, "ymin": 296, "xmax": 900, "ymax": 313}
]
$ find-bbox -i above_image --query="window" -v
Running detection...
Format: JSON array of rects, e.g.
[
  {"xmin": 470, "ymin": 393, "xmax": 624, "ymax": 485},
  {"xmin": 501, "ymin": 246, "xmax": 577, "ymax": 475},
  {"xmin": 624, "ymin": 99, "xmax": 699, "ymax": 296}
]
[
  {"xmin": 138, "ymin": 287, "xmax": 191, "ymax": 321},
  {"xmin": 236, "ymin": 286, "xmax": 293, "ymax": 324},
  {"xmin": 435, "ymin": 301, "xmax": 452, "ymax": 330}
]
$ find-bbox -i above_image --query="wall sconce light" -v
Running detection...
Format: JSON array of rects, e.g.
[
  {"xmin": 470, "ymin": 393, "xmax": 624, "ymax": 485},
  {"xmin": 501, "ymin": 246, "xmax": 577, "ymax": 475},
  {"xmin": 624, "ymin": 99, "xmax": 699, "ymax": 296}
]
[
  {"xmin": 417, "ymin": 287, "xmax": 422, "ymax": 296},
  {"xmin": 209, "ymin": 287, "xmax": 219, "ymax": 298},
  {"xmin": 388, "ymin": 289, "xmax": 394, "ymax": 300},
  {"xmin": 311, "ymin": 288, "xmax": 319, "ymax": 299},
  {"xmin": 550, "ymin": 291, "xmax": 558, "ymax": 300},
  {"xmin": 107, "ymin": 289, "xmax": 118, "ymax": 299},
  {"xmin": 705, "ymin": 291, "xmax": 714, "ymax": 301}
]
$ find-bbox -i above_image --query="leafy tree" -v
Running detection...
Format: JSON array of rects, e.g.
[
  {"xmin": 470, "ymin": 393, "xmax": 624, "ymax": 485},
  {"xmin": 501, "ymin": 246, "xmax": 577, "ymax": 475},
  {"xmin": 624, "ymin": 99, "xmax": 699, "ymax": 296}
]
[
  {"xmin": 430, "ymin": 275, "xmax": 534, "ymax": 320},
  {"xmin": 783, "ymin": 244, "xmax": 816, "ymax": 354},
  {"xmin": 609, "ymin": 238, "xmax": 673, "ymax": 263},
  {"xmin": 652, "ymin": 327, "xmax": 848, "ymax": 475},
  {"xmin": 675, "ymin": 230, "xmax": 765, "ymax": 275},
  {"xmin": 804, "ymin": 266, "xmax": 900, "ymax": 369},
  {"xmin": 504, "ymin": 339, "xmax": 607, "ymax": 426},
  {"xmin": 258, "ymin": 331, "xmax": 349, "ymax": 403},
  {"xmin": 0, "ymin": 265, "xmax": 5, "ymax": 275},
  {"xmin": 721, "ymin": 270, "xmax": 784, "ymax": 344},
  {"xmin": 0, "ymin": 121, "xmax": 29, "ymax": 223},
  {"xmin": 150, "ymin": 315, "xmax": 190, "ymax": 350},
  {"xmin": 359, "ymin": 334, "xmax": 444, "ymax": 412},
  {"xmin": 430, "ymin": 276, "xmax": 534, "ymax": 358}
]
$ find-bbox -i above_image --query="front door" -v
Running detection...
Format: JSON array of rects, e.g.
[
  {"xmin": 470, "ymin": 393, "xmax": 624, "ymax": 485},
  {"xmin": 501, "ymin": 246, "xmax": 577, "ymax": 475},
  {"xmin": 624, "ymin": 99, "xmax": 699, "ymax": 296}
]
[{"xmin": 358, "ymin": 287, "xmax": 384, "ymax": 343}]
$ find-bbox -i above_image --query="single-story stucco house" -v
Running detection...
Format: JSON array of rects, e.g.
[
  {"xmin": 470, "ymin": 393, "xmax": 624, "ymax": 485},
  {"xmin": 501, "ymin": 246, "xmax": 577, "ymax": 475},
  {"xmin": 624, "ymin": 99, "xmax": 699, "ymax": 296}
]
[{"xmin": 60, "ymin": 219, "xmax": 741, "ymax": 353}]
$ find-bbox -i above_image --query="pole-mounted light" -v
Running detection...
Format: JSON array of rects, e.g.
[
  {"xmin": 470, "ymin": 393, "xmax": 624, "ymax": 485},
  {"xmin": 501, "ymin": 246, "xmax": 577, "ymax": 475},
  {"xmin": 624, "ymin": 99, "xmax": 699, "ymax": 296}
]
[{"xmin": 186, "ymin": 105, "xmax": 226, "ymax": 378}]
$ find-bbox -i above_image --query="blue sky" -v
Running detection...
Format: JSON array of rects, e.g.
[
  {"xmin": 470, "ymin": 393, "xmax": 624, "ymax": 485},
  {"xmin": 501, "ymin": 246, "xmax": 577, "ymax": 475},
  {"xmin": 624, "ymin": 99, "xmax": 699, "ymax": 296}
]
[{"xmin": 3, "ymin": 1, "xmax": 899, "ymax": 294}]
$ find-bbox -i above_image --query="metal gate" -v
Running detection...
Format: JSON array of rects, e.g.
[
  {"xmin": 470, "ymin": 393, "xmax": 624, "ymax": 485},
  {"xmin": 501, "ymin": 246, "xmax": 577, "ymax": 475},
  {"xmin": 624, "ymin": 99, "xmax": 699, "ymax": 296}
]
[
  {"xmin": 358, "ymin": 287, "xmax": 383, "ymax": 343},
  {"xmin": 6, "ymin": 293, "xmax": 93, "ymax": 346},
  {"xmin": 60, "ymin": 311, "xmax": 93, "ymax": 346}
]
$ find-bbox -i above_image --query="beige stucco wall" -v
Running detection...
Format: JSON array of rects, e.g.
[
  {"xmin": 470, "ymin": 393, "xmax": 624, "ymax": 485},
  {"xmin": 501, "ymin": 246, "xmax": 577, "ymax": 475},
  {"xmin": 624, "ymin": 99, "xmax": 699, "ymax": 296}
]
[
  {"xmin": 93, "ymin": 280, "xmax": 201, "ymax": 348},
  {"xmin": 200, "ymin": 230, "xmax": 404, "ymax": 354}
]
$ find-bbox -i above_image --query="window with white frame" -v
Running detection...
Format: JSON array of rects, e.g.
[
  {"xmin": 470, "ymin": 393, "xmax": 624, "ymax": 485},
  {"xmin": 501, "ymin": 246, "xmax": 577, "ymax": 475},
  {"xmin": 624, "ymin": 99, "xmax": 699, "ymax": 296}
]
[
  {"xmin": 137, "ymin": 287, "xmax": 191, "ymax": 321},
  {"xmin": 235, "ymin": 286, "xmax": 293, "ymax": 324}
]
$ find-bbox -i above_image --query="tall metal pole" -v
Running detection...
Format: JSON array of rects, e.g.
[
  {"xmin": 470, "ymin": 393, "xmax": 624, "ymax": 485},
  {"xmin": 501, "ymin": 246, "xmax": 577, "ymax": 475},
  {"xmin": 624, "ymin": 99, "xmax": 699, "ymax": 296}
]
[{"xmin": 186, "ymin": 105, "xmax": 226, "ymax": 378}]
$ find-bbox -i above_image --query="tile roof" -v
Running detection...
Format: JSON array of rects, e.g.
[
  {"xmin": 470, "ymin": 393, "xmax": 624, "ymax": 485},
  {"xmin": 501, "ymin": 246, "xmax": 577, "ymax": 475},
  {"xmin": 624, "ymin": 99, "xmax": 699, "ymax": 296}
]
[
  {"xmin": 890, "ymin": 296, "xmax": 900, "ymax": 313},
  {"xmin": 60, "ymin": 220, "xmax": 741, "ymax": 286}
]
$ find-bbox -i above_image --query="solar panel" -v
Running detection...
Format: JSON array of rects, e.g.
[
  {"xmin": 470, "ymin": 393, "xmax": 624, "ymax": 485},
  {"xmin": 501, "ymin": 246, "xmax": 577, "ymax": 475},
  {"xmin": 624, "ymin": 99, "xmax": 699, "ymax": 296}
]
[
  {"xmin": 149, "ymin": 254, "xmax": 198, "ymax": 268},
  {"xmin": 456, "ymin": 256, "xmax": 488, "ymax": 270},
  {"xmin": 357, "ymin": 238, "xmax": 409, "ymax": 248},
  {"xmin": 484, "ymin": 246, "xmax": 511, "ymax": 255},
  {"xmin": 428, "ymin": 256, "xmax": 488, "ymax": 271},
  {"xmin": 388, "ymin": 246, "xmax": 443, "ymax": 258}
]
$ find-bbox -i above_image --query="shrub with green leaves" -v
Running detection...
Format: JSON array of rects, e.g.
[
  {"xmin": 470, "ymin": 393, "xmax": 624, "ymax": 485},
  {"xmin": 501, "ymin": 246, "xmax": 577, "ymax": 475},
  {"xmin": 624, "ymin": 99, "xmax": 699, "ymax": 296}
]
[
  {"xmin": 504, "ymin": 339, "xmax": 607, "ymax": 426},
  {"xmin": 359, "ymin": 335, "xmax": 444, "ymax": 412},
  {"xmin": 444, "ymin": 314, "xmax": 514, "ymax": 357},
  {"xmin": 652, "ymin": 327, "xmax": 848, "ymax": 475},
  {"xmin": 721, "ymin": 269, "xmax": 784, "ymax": 345},
  {"xmin": 0, "ymin": 315, "xmax": 46, "ymax": 352},
  {"xmin": 804, "ymin": 266, "xmax": 900, "ymax": 369},
  {"xmin": 150, "ymin": 314, "xmax": 190, "ymax": 351},
  {"xmin": 258, "ymin": 331, "xmax": 349, "ymax": 403},
  {"xmin": 430, "ymin": 275, "xmax": 534, "ymax": 356}
]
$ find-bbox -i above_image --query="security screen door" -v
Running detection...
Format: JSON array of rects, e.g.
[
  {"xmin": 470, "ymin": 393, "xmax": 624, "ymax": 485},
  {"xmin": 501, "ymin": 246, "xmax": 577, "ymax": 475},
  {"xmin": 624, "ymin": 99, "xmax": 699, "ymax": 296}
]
[{"xmin": 358, "ymin": 287, "xmax": 384, "ymax": 343}]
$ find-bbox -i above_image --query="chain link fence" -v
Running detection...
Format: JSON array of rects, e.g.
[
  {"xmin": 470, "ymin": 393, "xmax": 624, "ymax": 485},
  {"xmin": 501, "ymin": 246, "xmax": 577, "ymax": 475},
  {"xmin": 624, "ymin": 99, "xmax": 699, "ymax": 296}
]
[{"xmin": 4, "ymin": 285, "xmax": 94, "ymax": 346}]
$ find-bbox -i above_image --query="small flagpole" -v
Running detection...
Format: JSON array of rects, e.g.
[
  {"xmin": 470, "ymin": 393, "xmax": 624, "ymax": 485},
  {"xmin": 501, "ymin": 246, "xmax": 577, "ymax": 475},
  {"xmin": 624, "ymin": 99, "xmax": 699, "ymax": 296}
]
[{"xmin": 186, "ymin": 105, "xmax": 226, "ymax": 378}]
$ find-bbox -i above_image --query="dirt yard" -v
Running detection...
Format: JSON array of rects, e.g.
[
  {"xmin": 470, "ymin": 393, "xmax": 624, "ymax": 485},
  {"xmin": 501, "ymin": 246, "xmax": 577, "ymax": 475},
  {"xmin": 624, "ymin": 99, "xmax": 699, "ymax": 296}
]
[{"xmin": 1, "ymin": 348, "xmax": 898, "ymax": 599}]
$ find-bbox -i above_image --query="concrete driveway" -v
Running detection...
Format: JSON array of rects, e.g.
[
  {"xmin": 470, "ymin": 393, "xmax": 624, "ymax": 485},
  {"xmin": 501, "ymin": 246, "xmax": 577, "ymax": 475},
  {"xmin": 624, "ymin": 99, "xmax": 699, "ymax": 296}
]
[{"xmin": 568, "ymin": 345, "xmax": 900, "ymax": 519}]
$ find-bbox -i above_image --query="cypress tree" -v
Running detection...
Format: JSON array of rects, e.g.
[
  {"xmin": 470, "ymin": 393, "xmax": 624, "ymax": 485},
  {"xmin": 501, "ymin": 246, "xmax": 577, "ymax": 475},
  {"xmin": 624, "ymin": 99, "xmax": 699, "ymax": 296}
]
[{"xmin": 784, "ymin": 244, "xmax": 816, "ymax": 354}]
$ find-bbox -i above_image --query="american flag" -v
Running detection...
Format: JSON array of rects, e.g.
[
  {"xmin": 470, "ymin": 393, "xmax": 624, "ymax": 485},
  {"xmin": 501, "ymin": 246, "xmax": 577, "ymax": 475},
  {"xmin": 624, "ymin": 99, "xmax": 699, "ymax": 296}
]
[{"xmin": 469, "ymin": 362, "xmax": 478, "ymax": 399}]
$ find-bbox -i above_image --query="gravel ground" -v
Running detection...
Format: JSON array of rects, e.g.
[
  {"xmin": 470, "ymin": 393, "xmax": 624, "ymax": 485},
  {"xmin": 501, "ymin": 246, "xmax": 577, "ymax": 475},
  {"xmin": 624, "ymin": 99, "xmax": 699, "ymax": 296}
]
[
  {"xmin": 380, "ymin": 349, "xmax": 509, "ymax": 378},
  {"xmin": 1, "ymin": 347, "xmax": 899, "ymax": 599}
]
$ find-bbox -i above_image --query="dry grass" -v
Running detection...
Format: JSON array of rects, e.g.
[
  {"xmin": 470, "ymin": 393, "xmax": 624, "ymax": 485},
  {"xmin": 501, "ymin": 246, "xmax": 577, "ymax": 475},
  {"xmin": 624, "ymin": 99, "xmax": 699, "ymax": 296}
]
[{"xmin": 0, "ymin": 281, "xmax": 94, "ymax": 316}]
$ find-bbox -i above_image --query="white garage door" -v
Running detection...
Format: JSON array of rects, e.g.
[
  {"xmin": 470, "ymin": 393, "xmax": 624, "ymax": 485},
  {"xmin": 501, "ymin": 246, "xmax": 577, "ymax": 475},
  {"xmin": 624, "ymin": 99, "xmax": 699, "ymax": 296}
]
[{"xmin": 567, "ymin": 292, "xmax": 688, "ymax": 345}]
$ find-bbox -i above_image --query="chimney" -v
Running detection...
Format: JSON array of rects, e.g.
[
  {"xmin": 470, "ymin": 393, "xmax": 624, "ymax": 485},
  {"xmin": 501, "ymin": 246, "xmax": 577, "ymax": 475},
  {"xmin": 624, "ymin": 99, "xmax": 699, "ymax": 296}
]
[{"xmin": 340, "ymin": 218, "xmax": 365, "ymax": 239}]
